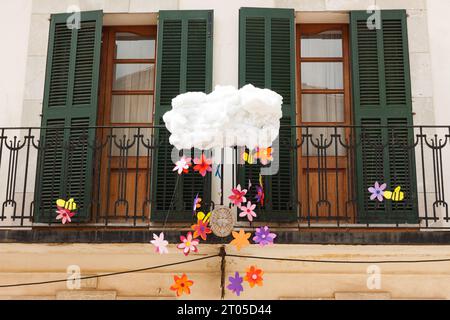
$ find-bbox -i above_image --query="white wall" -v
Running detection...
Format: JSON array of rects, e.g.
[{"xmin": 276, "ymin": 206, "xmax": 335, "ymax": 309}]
[
  {"xmin": 427, "ymin": 0, "xmax": 450, "ymax": 225},
  {"xmin": 0, "ymin": 0, "xmax": 31, "ymax": 127},
  {"xmin": 427, "ymin": 0, "xmax": 450, "ymax": 125}
]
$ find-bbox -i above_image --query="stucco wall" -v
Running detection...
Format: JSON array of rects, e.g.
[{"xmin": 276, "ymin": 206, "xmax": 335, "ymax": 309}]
[
  {"xmin": 1, "ymin": 243, "xmax": 450, "ymax": 299},
  {"xmin": 0, "ymin": 0, "xmax": 31, "ymax": 127},
  {"xmin": 427, "ymin": 0, "xmax": 450, "ymax": 217},
  {"xmin": 18, "ymin": 0, "xmax": 435, "ymax": 128}
]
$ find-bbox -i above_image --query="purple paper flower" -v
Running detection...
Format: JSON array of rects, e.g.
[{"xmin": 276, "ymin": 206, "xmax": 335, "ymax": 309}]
[
  {"xmin": 368, "ymin": 182, "xmax": 387, "ymax": 202},
  {"xmin": 255, "ymin": 185, "xmax": 265, "ymax": 205},
  {"xmin": 253, "ymin": 226, "xmax": 276, "ymax": 247},
  {"xmin": 192, "ymin": 193, "xmax": 201, "ymax": 213},
  {"xmin": 227, "ymin": 272, "xmax": 244, "ymax": 296}
]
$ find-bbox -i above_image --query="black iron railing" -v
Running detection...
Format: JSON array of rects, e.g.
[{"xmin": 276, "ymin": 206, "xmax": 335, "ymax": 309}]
[{"xmin": 0, "ymin": 125, "xmax": 449, "ymax": 230}]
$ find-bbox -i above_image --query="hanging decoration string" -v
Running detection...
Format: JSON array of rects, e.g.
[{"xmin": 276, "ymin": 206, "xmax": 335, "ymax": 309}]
[
  {"xmin": 162, "ymin": 174, "xmax": 181, "ymax": 231},
  {"xmin": 0, "ymin": 254, "xmax": 220, "ymax": 288},
  {"xmin": 2, "ymin": 251, "xmax": 450, "ymax": 289}
]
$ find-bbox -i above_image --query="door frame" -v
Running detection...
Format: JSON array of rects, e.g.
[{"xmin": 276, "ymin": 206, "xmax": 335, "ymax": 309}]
[
  {"xmin": 295, "ymin": 23, "xmax": 355, "ymax": 223},
  {"xmin": 94, "ymin": 25, "xmax": 157, "ymax": 221}
]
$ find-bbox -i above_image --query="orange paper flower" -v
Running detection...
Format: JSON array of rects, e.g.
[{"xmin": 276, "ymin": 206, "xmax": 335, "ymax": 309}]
[
  {"xmin": 191, "ymin": 219, "xmax": 212, "ymax": 241},
  {"xmin": 244, "ymin": 265, "xmax": 263, "ymax": 288},
  {"xmin": 255, "ymin": 147, "xmax": 273, "ymax": 165},
  {"xmin": 170, "ymin": 274, "xmax": 194, "ymax": 297},
  {"xmin": 230, "ymin": 229, "xmax": 251, "ymax": 251}
]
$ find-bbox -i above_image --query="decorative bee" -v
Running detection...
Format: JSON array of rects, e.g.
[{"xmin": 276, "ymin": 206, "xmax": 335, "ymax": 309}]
[
  {"xmin": 56, "ymin": 198, "xmax": 77, "ymax": 211},
  {"xmin": 384, "ymin": 186, "xmax": 405, "ymax": 202},
  {"xmin": 242, "ymin": 151, "xmax": 255, "ymax": 164},
  {"xmin": 197, "ymin": 211, "xmax": 211, "ymax": 224}
]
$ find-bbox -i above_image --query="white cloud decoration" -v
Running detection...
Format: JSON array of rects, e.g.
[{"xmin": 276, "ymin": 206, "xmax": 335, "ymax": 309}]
[{"xmin": 162, "ymin": 84, "xmax": 283, "ymax": 150}]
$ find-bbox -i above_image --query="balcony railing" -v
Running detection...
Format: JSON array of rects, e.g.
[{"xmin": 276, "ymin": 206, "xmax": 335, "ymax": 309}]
[{"xmin": 0, "ymin": 125, "xmax": 449, "ymax": 231}]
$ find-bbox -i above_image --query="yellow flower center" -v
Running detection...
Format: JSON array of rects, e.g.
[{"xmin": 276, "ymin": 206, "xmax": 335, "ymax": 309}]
[{"xmin": 186, "ymin": 241, "xmax": 191, "ymax": 247}]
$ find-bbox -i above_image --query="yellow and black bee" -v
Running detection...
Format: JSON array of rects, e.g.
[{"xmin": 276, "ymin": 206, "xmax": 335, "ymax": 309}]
[
  {"xmin": 56, "ymin": 198, "xmax": 77, "ymax": 211},
  {"xmin": 384, "ymin": 186, "xmax": 405, "ymax": 201},
  {"xmin": 197, "ymin": 211, "xmax": 211, "ymax": 224}
]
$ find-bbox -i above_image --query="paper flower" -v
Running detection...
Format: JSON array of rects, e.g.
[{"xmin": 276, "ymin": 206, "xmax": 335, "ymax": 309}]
[
  {"xmin": 170, "ymin": 274, "xmax": 194, "ymax": 297},
  {"xmin": 150, "ymin": 232, "xmax": 169, "ymax": 254},
  {"xmin": 255, "ymin": 185, "xmax": 265, "ymax": 205},
  {"xmin": 255, "ymin": 147, "xmax": 273, "ymax": 165},
  {"xmin": 228, "ymin": 184, "xmax": 247, "ymax": 206},
  {"xmin": 368, "ymin": 182, "xmax": 387, "ymax": 202},
  {"xmin": 173, "ymin": 156, "xmax": 191, "ymax": 174},
  {"xmin": 55, "ymin": 207, "xmax": 75, "ymax": 224},
  {"xmin": 227, "ymin": 272, "xmax": 244, "ymax": 296},
  {"xmin": 193, "ymin": 154, "xmax": 212, "ymax": 177},
  {"xmin": 239, "ymin": 201, "xmax": 257, "ymax": 222},
  {"xmin": 253, "ymin": 226, "xmax": 276, "ymax": 247},
  {"xmin": 192, "ymin": 193, "xmax": 202, "ymax": 213},
  {"xmin": 244, "ymin": 265, "xmax": 264, "ymax": 288},
  {"xmin": 230, "ymin": 229, "xmax": 251, "ymax": 251},
  {"xmin": 177, "ymin": 232, "xmax": 199, "ymax": 256},
  {"xmin": 191, "ymin": 219, "xmax": 212, "ymax": 241}
]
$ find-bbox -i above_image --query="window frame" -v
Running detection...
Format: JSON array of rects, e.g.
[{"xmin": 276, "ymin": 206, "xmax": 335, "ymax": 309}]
[
  {"xmin": 97, "ymin": 25, "xmax": 157, "ymax": 127},
  {"xmin": 296, "ymin": 23, "xmax": 352, "ymax": 126}
]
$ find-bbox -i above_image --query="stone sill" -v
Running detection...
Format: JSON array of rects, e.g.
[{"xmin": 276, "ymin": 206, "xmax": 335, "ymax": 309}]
[{"xmin": 1, "ymin": 229, "xmax": 450, "ymax": 244}]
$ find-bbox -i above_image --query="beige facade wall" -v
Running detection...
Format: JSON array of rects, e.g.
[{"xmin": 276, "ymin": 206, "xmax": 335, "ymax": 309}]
[{"xmin": 1, "ymin": 243, "xmax": 450, "ymax": 300}]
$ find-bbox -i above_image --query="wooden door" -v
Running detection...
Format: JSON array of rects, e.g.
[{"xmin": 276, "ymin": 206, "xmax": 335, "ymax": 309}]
[
  {"xmin": 96, "ymin": 26, "xmax": 157, "ymax": 222},
  {"xmin": 296, "ymin": 24, "xmax": 354, "ymax": 224}
]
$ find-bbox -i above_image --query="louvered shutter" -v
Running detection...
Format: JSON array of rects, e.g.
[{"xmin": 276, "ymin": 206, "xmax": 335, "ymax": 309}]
[
  {"xmin": 351, "ymin": 10, "xmax": 418, "ymax": 223},
  {"xmin": 151, "ymin": 10, "xmax": 213, "ymax": 221},
  {"xmin": 238, "ymin": 8, "xmax": 297, "ymax": 221},
  {"xmin": 34, "ymin": 11, "xmax": 102, "ymax": 222}
]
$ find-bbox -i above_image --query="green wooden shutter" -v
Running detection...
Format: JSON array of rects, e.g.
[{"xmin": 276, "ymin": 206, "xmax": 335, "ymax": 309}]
[
  {"xmin": 238, "ymin": 8, "xmax": 297, "ymax": 222},
  {"xmin": 34, "ymin": 11, "xmax": 103, "ymax": 222},
  {"xmin": 351, "ymin": 10, "xmax": 418, "ymax": 224},
  {"xmin": 151, "ymin": 10, "xmax": 213, "ymax": 221}
]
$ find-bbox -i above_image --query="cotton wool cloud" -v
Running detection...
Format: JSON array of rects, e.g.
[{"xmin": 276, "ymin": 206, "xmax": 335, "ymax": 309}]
[{"xmin": 162, "ymin": 84, "xmax": 283, "ymax": 150}]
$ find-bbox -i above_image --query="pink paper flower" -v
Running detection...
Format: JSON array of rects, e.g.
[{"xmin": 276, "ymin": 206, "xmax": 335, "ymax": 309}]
[
  {"xmin": 173, "ymin": 156, "xmax": 191, "ymax": 175},
  {"xmin": 55, "ymin": 207, "xmax": 75, "ymax": 224},
  {"xmin": 228, "ymin": 184, "xmax": 247, "ymax": 206},
  {"xmin": 193, "ymin": 154, "xmax": 212, "ymax": 177},
  {"xmin": 239, "ymin": 201, "xmax": 257, "ymax": 222},
  {"xmin": 177, "ymin": 232, "xmax": 199, "ymax": 256},
  {"xmin": 150, "ymin": 232, "xmax": 169, "ymax": 254}
]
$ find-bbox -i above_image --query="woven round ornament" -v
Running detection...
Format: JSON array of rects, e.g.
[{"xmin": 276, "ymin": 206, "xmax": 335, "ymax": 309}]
[{"xmin": 210, "ymin": 206, "xmax": 235, "ymax": 237}]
